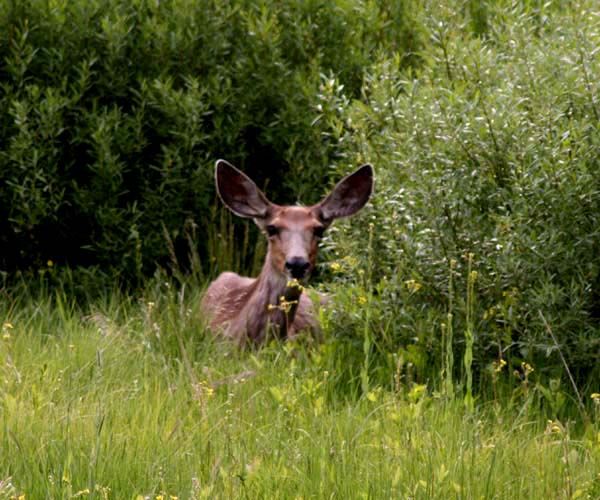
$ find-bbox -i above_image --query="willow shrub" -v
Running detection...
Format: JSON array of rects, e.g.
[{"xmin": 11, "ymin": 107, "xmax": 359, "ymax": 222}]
[
  {"xmin": 0, "ymin": 0, "xmax": 422, "ymax": 282},
  {"xmin": 317, "ymin": 2, "xmax": 600, "ymax": 394}
]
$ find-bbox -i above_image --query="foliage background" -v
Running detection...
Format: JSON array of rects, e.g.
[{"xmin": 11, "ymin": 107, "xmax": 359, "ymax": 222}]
[
  {"xmin": 1, "ymin": 0, "xmax": 599, "ymax": 391},
  {"xmin": 0, "ymin": 0, "xmax": 420, "ymax": 281}
]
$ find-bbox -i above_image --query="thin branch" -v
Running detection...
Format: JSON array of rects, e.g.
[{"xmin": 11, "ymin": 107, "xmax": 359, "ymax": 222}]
[{"xmin": 538, "ymin": 310, "xmax": 589, "ymax": 424}]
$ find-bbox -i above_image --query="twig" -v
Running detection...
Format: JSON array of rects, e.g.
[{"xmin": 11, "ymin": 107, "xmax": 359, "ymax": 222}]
[
  {"xmin": 210, "ymin": 370, "xmax": 257, "ymax": 389},
  {"xmin": 538, "ymin": 310, "xmax": 589, "ymax": 424}
]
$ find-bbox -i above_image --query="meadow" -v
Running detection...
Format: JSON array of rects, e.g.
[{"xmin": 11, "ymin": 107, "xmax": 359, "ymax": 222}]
[{"xmin": 1, "ymin": 283, "xmax": 598, "ymax": 499}]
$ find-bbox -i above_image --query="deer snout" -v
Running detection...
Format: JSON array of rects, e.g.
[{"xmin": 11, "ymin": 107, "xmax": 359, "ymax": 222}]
[{"xmin": 285, "ymin": 257, "xmax": 310, "ymax": 279}]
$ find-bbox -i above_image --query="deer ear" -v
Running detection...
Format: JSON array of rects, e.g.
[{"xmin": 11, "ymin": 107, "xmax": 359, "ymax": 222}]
[
  {"xmin": 215, "ymin": 160, "xmax": 271, "ymax": 219},
  {"xmin": 316, "ymin": 164, "xmax": 374, "ymax": 223}
]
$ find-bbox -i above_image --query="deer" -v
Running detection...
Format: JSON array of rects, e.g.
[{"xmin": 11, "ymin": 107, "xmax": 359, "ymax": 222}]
[{"xmin": 201, "ymin": 159, "xmax": 373, "ymax": 346}]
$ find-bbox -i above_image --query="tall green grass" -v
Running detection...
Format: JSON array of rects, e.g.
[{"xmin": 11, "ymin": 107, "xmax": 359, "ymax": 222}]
[{"xmin": 1, "ymin": 284, "xmax": 598, "ymax": 498}]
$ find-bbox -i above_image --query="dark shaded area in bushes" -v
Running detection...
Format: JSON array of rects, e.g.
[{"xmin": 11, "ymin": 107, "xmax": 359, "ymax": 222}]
[{"xmin": 0, "ymin": 0, "xmax": 422, "ymax": 282}]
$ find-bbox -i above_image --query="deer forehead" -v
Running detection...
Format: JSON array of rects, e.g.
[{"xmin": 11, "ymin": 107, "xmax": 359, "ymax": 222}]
[{"xmin": 270, "ymin": 206, "xmax": 322, "ymax": 231}]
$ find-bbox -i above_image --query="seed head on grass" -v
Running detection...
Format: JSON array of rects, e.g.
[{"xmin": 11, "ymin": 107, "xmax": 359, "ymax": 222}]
[
  {"xmin": 2, "ymin": 322, "xmax": 13, "ymax": 340},
  {"xmin": 545, "ymin": 420, "xmax": 564, "ymax": 435}
]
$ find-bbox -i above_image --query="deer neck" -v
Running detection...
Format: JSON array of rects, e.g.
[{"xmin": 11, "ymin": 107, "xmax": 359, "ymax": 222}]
[{"xmin": 244, "ymin": 255, "xmax": 303, "ymax": 343}]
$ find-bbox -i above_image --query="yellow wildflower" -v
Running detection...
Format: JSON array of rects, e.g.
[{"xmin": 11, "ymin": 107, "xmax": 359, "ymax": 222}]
[
  {"xmin": 404, "ymin": 279, "xmax": 422, "ymax": 293},
  {"xmin": 286, "ymin": 279, "xmax": 303, "ymax": 291},
  {"xmin": 330, "ymin": 262, "xmax": 342, "ymax": 273},
  {"xmin": 521, "ymin": 362, "xmax": 534, "ymax": 376},
  {"xmin": 493, "ymin": 358, "xmax": 507, "ymax": 373},
  {"xmin": 2, "ymin": 323, "xmax": 13, "ymax": 340}
]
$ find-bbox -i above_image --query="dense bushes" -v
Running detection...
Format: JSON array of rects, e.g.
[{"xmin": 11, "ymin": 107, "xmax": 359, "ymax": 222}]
[
  {"xmin": 320, "ymin": 1, "xmax": 600, "ymax": 390},
  {"xmin": 0, "ymin": 0, "xmax": 421, "ymax": 281}
]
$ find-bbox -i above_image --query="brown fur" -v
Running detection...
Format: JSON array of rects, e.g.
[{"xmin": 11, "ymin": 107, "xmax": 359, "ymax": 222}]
[{"xmin": 201, "ymin": 160, "xmax": 373, "ymax": 346}]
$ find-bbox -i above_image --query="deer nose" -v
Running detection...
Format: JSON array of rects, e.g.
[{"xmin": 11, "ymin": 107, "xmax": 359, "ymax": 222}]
[{"xmin": 285, "ymin": 257, "xmax": 310, "ymax": 279}]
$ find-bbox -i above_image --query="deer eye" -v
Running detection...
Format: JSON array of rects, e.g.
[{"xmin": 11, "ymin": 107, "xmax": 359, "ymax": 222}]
[
  {"xmin": 266, "ymin": 225, "xmax": 279, "ymax": 237},
  {"xmin": 313, "ymin": 226, "xmax": 326, "ymax": 239}
]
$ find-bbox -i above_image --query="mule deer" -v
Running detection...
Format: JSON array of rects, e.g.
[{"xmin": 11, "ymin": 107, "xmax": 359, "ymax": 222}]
[{"xmin": 201, "ymin": 160, "xmax": 373, "ymax": 346}]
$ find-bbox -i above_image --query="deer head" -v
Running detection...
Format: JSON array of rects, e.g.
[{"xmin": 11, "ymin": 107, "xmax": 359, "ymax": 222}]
[{"xmin": 215, "ymin": 159, "xmax": 373, "ymax": 281}]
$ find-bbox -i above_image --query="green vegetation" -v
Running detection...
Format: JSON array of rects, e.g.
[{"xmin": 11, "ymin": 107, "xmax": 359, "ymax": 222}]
[
  {"xmin": 1, "ymin": 0, "xmax": 600, "ymax": 496},
  {"xmin": 1, "ymin": 285, "xmax": 598, "ymax": 498},
  {"xmin": 319, "ymin": 0, "xmax": 600, "ymax": 394},
  {"xmin": 0, "ymin": 0, "xmax": 420, "ymax": 280}
]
